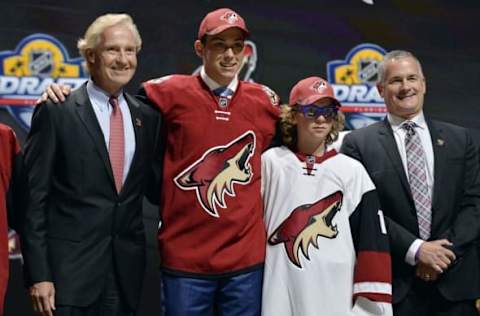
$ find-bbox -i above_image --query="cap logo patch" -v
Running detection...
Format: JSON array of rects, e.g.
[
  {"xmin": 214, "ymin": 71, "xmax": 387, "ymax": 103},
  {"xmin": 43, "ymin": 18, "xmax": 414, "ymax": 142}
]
[
  {"xmin": 310, "ymin": 80, "xmax": 327, "ymax": 93},
  {"xmin": 221, "ymin": 12, "xmax": 239, "ymax": 24}
]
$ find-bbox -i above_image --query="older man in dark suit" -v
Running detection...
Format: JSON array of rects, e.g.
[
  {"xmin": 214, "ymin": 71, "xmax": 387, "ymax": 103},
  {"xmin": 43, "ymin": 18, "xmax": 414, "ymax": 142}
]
[
  {"xmin": 22, "ymin": 14, "xmax": 161, "ymax": 316},
  {"xmin": 341, "ymin": 50, "xmax": 480, "ymax": 316}
]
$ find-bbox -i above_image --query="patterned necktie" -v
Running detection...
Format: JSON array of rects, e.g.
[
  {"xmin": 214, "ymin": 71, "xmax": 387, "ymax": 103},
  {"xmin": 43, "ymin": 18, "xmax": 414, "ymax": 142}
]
[
  {"xmin": 402, "ymin": 121, "xmax": 431, "ymax": 239},
  {"xmin": 109, "ymin": 96, "xmax": 125, "ymax": 193}
]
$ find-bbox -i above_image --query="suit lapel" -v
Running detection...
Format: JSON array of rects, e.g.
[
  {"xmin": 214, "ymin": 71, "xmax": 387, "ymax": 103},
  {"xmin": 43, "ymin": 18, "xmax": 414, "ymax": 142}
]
[
  {"xmin": 122, "ymin": 93, "xmax": 143, "ymax": 191},
  {"xmin": 427, "ymin": 119, "xmax": 446, "ymax": 221},
  {"xmin": 378, "ymin": 119, "xmax": 416, "ymax": 210},
  {"xmin": 74, "ymin": 85, "xmax": 116, "ymax": 189}
]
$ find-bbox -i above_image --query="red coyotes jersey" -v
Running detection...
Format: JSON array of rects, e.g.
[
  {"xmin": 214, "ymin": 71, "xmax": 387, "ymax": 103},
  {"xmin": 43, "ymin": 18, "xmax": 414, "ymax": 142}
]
[
  {"xmin": 142, "ymin": 75, "xmax": 279, "ymax": 275},
  {"xmin": 0, "ymin": 124, "xmax": 20, "ymax": 314}
]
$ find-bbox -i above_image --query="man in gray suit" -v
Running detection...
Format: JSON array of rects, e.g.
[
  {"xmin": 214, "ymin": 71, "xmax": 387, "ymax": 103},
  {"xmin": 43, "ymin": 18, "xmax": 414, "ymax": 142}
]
[{"xmin": 341, "ymin": 50, "xmax": 480, "ymax": 316}]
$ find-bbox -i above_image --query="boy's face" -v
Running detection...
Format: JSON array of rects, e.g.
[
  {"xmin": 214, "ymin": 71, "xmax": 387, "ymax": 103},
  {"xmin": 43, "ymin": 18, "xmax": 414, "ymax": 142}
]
[
  {"xmin": 295, "ymin": 98, "xmax": 336, "ymax": 145},
  {"xmin": 195, "ymin": 28, "xmax": 246, "ymax": 86}
]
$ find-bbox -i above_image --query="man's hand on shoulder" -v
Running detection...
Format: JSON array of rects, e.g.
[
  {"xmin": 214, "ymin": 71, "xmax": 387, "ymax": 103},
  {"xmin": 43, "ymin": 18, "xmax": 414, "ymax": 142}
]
[
  {"xmin": 417, "ymin": 239, "xmax": 456, "ymax": 273},
  {"xmin": 29, "ymin": 281, "xmax": 55, "ymax": 316},
  {"xmin": 36, "ymin": 84, "xmax": 71, "ymax": 104}
]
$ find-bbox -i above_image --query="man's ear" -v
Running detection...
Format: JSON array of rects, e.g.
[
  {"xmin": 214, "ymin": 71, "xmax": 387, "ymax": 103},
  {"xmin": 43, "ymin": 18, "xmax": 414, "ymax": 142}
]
[
  {"xmin": 376, "ymin": 83, "xmax": 384, "ymax": 98},
  {"xmin": 194, "ymin": 40, "xmax": 204, "ymax": 58},
  {"xmin": 86, "ymin": 49, "xmax": 95, "ymax": 64}
]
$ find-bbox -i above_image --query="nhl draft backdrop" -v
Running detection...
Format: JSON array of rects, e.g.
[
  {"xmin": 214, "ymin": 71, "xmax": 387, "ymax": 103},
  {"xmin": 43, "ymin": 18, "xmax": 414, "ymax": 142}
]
[{"xmin": 1, "ymin": 0, "xmax": 479, "ymax": 315}]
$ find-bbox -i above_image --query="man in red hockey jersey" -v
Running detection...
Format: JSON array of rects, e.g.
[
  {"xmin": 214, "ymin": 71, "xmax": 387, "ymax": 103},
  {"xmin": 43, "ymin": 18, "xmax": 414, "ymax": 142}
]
[
  {"xmin": 0, "ymin": 124, "xmax": 25, "ymax": 316},
  {"xmin": 139, "ymin": 8, "xmax": 279, "ymax": 315}
]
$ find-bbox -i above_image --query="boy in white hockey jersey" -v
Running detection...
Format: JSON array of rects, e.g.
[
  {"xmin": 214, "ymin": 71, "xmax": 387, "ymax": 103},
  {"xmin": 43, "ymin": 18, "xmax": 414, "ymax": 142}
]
[{"xmin": 261, "ymin": 77, "xmax": 392, "ymax": 316}]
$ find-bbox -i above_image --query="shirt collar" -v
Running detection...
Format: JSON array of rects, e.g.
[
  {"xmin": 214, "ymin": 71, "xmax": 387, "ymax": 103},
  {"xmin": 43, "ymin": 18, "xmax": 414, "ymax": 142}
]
[
  {"xmin": 200, "ymin": 66, "xmax": 238, "ymax": 94},
  {"xmin": 86, "ymin": 79, "xmax": 125, "ymax": 111},
  {"xmin": 294, "ymin": 148, "xmax": 338, "ymax": 164},
  {"xmin": 387, "ymin": 111, "xmax": 427, "ymax": 132}
]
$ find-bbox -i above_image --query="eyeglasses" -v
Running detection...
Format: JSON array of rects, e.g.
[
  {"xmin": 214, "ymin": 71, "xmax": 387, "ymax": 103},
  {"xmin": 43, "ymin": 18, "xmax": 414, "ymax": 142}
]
[
  {"xmin": 206, "ymin": 40, "xmax": 245, "ymax": 54},
  {"xmin": 295, "ymin": 104, "xmax": 339, "ymax": 120}
]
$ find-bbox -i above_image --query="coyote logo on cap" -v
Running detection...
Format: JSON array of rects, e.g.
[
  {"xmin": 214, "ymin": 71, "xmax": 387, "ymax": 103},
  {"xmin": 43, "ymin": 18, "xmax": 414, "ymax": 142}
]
[
  {"xmin": 311, "ymin": 80, "xmax": 327, "ymax": 93},
  {"xmin": 268, "ymin": 191, "xmax": 343, "ymax": 268},
  {"xmin": 174, "ymin": 131, "xmax": 256, "ymax": 218},
  {"xmin": 221, "ymin": 12, "xmax": 239, "ymax": 24}
]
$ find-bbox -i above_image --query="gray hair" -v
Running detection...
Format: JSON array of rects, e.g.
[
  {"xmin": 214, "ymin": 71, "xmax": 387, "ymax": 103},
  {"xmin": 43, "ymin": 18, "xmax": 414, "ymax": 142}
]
[
  {"xmin": 77, "ymin": 13, "xmax": 142, "ymax": 72},
  {"xmin": 377, "ymin": 50, "xmax": 423, "ymax": 84}
]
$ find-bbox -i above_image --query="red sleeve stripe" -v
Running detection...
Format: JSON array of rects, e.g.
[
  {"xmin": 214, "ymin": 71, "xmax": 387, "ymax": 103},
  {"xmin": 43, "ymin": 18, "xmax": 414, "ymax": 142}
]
[{"xmin": 355, "ymin": 251, "xmax": 391, "ymax": 283}]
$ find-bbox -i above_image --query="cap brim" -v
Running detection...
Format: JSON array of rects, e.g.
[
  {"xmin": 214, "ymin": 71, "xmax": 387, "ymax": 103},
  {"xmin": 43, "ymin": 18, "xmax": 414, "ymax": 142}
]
[
  {"xmin": 203, "ymin": 25, "xmax": 249, "ymax": 38},
  {"xmin": 296, "ymin": 95, "xmax": 341, "ymax": 107}
]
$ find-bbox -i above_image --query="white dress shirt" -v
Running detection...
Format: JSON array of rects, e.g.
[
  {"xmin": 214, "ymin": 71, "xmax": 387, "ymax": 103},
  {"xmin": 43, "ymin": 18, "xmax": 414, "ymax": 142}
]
[
  {"xmin": 200, "ymin": 66, "xmax": 238, "ymax": 93},
  {"xmin": 86, "ymin": 80, "xmax": 136, "ymax": 184},
  {"xmin": 387, "ymin": 111, "xmax": 434, "ymax": 265}
]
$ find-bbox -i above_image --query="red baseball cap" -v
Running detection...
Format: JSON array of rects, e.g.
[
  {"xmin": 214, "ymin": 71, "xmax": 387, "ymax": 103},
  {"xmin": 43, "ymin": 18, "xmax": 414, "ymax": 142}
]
[
  {"xmin": 198, "ymin": 8, "xmax": 249, "ymax": 39},
  {"xmin": 289, "ymin": 76, "xmax": 341, "ymax": 107}
]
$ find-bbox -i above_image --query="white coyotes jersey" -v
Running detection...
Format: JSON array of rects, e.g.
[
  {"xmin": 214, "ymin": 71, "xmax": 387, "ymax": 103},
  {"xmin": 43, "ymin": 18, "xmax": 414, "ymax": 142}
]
[{"xmin": 261, "ymin": 146, "xmax": 392, "ymax": 316}]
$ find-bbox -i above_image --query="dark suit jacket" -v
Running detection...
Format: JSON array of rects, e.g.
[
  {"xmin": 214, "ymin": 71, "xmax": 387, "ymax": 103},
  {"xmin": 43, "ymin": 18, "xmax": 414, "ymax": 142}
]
[
  {"xmin": 22, "ymin": 84, "xmax": 162, "ymax": 309},
  {"xmin": 341, "ymin": 117, "xmax": 480, "ymax": 304}
]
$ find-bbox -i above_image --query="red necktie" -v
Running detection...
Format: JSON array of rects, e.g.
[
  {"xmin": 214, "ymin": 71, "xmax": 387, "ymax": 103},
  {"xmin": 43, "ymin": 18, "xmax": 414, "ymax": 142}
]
[{"xmin": 108, "ymin": 96, "xmax": 125, "ymax": 193}]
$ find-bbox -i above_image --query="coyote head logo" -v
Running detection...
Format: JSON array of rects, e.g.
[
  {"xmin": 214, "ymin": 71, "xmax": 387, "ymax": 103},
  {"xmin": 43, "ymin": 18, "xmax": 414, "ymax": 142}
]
[
  {"xmin": 269, "ymin": 191, "xmax": 343, "ymax": 268},
  {"xmin": 174, "ymin": 131, "xmax": 256, "ymax": 217}
]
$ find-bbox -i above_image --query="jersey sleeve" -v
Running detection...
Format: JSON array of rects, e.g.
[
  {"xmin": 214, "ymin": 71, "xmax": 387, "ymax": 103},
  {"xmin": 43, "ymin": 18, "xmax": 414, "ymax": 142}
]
[
  {"xmin": 256, "ymin": 85, "xmax": 281, "ymax": 152},
  {"xmin": 6, "ymin": 127, "xmax": 26, "ymax": 233},
  {"xmin": 261, "ymin": 149, "xmax": 275, "ymax": 213},
  {"xmin": 348, "ymin": 165, "xmax": 392, "ymax": 313},
  {"xmin": 139, "ymin": 75, "xmax": 175, "ymax": 114}
]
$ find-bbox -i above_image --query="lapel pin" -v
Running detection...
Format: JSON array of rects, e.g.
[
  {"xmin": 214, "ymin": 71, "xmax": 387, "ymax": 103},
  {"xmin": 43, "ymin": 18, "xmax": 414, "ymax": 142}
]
[
  {"xmin": 135, "ymin": 118, "xmax": 142, "ymax": 127},
  {"xmin": 436, "ymin": 139, "xmax": 444, "ymax": 146}
]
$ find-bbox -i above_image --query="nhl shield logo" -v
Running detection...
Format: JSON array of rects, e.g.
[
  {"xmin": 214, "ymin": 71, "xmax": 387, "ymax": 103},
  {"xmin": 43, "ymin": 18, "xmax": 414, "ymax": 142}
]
[
  {"xmin": 218, "ymin": 97, "xmax": 228, "ymax": 109},
  {"xmin": 358, "ymin": 59, "xmax": 379, "ymax": 85},
  {"xmin": 29, "ymin": 50, "xmax": 53, "ymax": 76},
  {"xmin": 326, "ymin": 43, "xmax": 387, "ymax": 130}
]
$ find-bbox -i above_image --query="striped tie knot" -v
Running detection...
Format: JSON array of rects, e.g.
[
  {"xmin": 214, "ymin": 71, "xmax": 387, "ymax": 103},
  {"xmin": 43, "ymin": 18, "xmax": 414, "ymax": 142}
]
[
  {"xmin": 109, "ymin": 95, "xmax": 119, "ymax": 111},
  {"xmin": 401, "ymin": 121, "xmax": 417, "ymax": 138}
]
